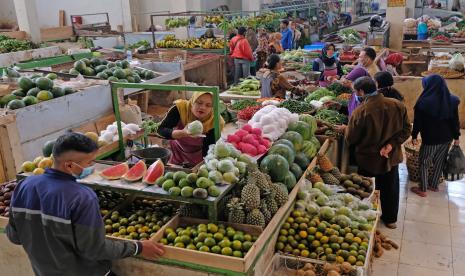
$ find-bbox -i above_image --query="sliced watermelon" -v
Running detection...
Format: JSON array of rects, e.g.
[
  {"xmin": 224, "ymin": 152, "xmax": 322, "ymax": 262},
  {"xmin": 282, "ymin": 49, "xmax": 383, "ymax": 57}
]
[
  {"xmin": 100, "ymin": 162, "xmax": 129, "ymax": 180},
  {"xmin": 123, "ymin": 160, "xmax": 147, "ymax": 182},
  {"xmin": 143, "ymin": 160, "xmax": 165, "ymax": 185}
]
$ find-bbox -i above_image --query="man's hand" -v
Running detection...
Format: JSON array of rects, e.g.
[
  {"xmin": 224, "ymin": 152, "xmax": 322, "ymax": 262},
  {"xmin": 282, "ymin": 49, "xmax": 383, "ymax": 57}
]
[
  {"xmin": 334, "ymin": 124, "xmax": 347, "ymax": 134},
  {"xmin": 411, "ymin": 139, "xmax": 418, "ymax": 146},
  {"xmin": 454, "ymin": 139, "xmax": 460, "ymax": 146},
  {"xmin": 380, "ymin": 144, "xmax": 393, "ymax": 158},
  {"xmin": 140, "ymin": 241, "xmax": 165, "ymax": 260}
]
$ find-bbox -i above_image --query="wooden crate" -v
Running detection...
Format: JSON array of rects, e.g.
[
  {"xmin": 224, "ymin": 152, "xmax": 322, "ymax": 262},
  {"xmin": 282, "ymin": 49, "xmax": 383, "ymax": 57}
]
[
  {"xmin": 40, "ymin": 26, "xmax": 74, "ymax": 41},
  {"xmin": 151, "ymin": 215, "xmax": 263, "ymax": 273}
]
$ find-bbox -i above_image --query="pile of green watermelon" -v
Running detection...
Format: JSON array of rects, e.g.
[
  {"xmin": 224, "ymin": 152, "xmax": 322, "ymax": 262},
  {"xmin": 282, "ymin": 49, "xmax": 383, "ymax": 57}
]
[
  {"xmin": 259, "ymin": 114, "xmax": 320, "ymax": 192},
  {"xmin": 0, "ymin": 74, "xmax": 75, "ymax": 110},
  {"xmin": 67, "ymin": 58, "xmax": 156, "ymax": 83}
]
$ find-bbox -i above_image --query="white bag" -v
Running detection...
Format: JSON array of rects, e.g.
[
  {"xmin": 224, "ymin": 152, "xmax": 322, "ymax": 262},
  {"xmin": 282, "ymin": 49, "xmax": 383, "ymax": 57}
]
[
  {"xmin": 449, "ymin": 53, "xmax": 464, "ymax": 72},
  {"xmin": 120, "ymin": 99, "xmax": 142, "ymax": 125}
]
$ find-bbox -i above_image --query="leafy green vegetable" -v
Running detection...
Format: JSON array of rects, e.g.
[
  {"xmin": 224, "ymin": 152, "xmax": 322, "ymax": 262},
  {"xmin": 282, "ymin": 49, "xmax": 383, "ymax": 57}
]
[
  {"xmin": 231, "ymin": 99, "xmax": 260, "ymax": 110},
  {"xmin": 141, "ymin": 120, "xmax": 160, "ymax": 134},
  {"xmin": 0, "ymin": 38, "xmax": 34, "ymax": 53},
  {"xmin": 280, "ymin": 99, "xmax": 314, "ymax": 114},
  {"xmin": 128, "ymin": 40, "xmax": 151, "ymax": 50},
  {"xmin": 315, "ymin": 109, "xmax": 347, "ymax": 125},
  {"xmin": 305, "ymin": 88, "xmax": 335, "ymax": 102},
  {"xmin": 327, "ymin": 82, "xmax": 352, "ymax": 96}
]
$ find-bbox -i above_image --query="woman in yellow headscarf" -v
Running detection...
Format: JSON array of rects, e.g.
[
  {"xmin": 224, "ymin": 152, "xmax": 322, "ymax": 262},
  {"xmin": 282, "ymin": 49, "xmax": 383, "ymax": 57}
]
[{"xmin": 157, "ymin": 92, "xmax": 225, "ymax": 167}]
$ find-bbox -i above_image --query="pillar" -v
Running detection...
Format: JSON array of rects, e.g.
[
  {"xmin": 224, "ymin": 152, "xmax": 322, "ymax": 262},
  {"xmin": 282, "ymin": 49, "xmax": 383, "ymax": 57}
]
[
  {"xmin": 386, "ymin": 6, "xmax": 407, "ymax": 50},
  {"xmin": 242, "ymin": 0, "xmax": 261, "ymax": 12},
  {"xmin": 121, "ymin": 0, "xmax": 133, "ymax": 32},
  {"xmin": 13, "ymin": 0, "xmax": 41, "ymax": 42}
]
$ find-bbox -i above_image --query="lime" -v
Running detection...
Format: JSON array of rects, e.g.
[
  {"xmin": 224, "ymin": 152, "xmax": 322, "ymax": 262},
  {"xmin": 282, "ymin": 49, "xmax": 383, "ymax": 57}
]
[
  {"xmin": 211, "ymin": 245, "xmax": 221, "ymax": 254},
  {"xmin": 199, "ymin": 246, "xmax": 210, "ymax": 252},
  {"xmin": 242, "ymin": 241, "xmax": 253, "ymax": 251},
  {"xmin": 186, "ymin": 244, "xmax": 197, "ymax": 250},
  {"xmin": 204, "ymin": 237, "xmax": 216, "ymax": 247},
  {"xmin": 174, "ymin": 242, "xmax": 185, "ymax": 248},
  {"xmin": 233, "ymin": 233, "xmax": 244, "ymax": 242},
  {"xmin": 233, "ymin": 251, "xmax": 243, "ymax": 258},
  {"xmin": 166, "ymin": 232, "xmax": 177, "ymax": 242},
  {"xmin": 213, "ymin": 232, "xmax": 224, "ymax": 242},
  {"xmin": 196, "ymin": 242, "xmax": 204, "ymax": 250},
  {"xmin": 232, "ymin": 240, "xmax": 242, "ymax": 251},
  {"xmin": 207, "ymin": 223, "xmax": 218, "ymax": 233},
  {"xmin": 218, "ymin": 239, "xmax": 231, "ymax": 248},
  {"xmin": 221, "ymin": 247, "xmax": 233, "ymax": 256}
]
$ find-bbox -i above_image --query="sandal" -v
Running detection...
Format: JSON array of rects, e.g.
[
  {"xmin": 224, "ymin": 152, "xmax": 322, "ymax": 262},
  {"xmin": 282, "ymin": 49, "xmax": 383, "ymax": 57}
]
[
  {"xmin": 428, "ymin": 187, "xmax": 439, "ymax": 192},
  {"xmin": 411, "ymin": 186, "xmax": 427, "ymax": 197}
]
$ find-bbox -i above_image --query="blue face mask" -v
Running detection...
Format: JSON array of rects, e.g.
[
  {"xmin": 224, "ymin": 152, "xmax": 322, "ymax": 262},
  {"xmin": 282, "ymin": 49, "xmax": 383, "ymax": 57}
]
[
  {"xmin": 73, "ymin": 162, "xmax": 95, "ymax": 179},
  {"xmin": 355, "ymin": 95, "xmax": 364, "ymax": 103}
]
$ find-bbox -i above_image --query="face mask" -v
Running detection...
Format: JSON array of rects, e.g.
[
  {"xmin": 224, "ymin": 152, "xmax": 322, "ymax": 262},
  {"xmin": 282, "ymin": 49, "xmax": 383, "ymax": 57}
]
[
  {"xmin": 72, "ymin": 162, "xmax": 94, "ymax": 179},
  {"xmin": 355, "ymin": 95, "xmax": 364, "ymax": 103}
]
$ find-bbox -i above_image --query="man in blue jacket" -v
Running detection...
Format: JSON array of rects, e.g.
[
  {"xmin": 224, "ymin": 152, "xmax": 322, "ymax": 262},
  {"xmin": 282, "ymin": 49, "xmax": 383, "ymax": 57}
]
[
  {"xmin": 280, "ymin": 19, "xmax": 293, "ymax": 51},
  {"xmin": 6, "ymin": 132, "xmax": 164, "ymax": 276}
]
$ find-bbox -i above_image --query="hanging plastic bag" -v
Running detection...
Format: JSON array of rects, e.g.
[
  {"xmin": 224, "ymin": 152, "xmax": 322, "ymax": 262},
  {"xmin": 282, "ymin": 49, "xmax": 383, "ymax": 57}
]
[
  {"xmin": 449, "ymin": 53, "xmax": 464, "ymax": 72},
  {"xmin": 444, "ymin": 145, "xmax": 465, "ymax": 181},
  {"xmin": 120, "ymin": 99, "xmax": 142, "ymax": 125}
]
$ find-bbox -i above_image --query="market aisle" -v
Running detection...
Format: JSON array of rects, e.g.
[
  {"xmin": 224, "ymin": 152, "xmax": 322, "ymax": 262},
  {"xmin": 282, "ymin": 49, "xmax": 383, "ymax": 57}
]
[{"xmin": 372, "ymin": 162, "xmax": 465, "ymax": 276}]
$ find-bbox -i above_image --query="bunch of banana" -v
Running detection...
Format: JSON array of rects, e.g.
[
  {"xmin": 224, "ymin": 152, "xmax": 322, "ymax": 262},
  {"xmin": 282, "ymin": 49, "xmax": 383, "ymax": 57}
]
[
  {"xmin": 156, "ymin": 37, "xmax": 226, "ymax": 49},
  {"xmin": 165, "ymin": 18, "xmax": 190, "ymax": 29},
  {"xmin": 205, "ymin": 16, "xmax": 224, "ymax": 24}
]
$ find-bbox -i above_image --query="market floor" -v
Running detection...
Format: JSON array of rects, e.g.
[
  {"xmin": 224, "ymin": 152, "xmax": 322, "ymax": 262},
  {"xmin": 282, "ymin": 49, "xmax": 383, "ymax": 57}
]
[{"xmin": 372, "ymin": 162, "xmax": 465, "ymax": 276}]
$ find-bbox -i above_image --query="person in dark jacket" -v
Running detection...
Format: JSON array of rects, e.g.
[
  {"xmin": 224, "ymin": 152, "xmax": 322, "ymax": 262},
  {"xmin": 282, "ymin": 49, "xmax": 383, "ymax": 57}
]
[
  {"xmin": 374, "ymin": 71, "xmax": 404, "ymax": 101},
  {"xmin": 411, "ymin": 74, "xmax": 460, "ymax": 196},
  {"xmin": 6, "ymin": 133, "xmax": 164, "ymax": 276},
  {"xmin": 345, "ymin": 77, "xmax": 411, "ymax": 229}
]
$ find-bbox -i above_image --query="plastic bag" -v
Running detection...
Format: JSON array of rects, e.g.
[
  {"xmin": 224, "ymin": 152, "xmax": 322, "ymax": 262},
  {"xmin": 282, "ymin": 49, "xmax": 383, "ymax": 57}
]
[
  {"xmin": 444, "ymin": 145, "xmax": 465, "ymax": 181},
  {"xmin": 449, "ymin": 53, "xmax": 464, "ymax": 72},
  {"xmin": 120, "ymin": 99, "xmax": 142, "ymax": 125}
]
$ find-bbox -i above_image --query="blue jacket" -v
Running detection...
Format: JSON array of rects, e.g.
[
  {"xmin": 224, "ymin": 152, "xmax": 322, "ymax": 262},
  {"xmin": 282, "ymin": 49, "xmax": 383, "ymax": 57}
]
[
  {"xmin": 6, "ymin": 169, "xmax": 141, "ymax": 276},
  {"xmin": 281, "ymin": 28, "xmax": 293, "ymax": 50}
]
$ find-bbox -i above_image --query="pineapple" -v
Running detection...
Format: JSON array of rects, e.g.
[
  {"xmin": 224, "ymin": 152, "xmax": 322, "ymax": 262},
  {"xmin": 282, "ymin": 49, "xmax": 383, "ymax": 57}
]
[
  {"xmin": 227, "ymin": 198, "xmax": 246, "ymax": 224},
  {"xmin": 330, "ymin": 167, "xmax": 342, "ymax": 181},
  {"xmin": 271, "ymin": 183, "xmax": 289, "ymax": 207},
  {"xmin": 246, "ymin": 209, "xmax": 266, "ymax": 228},
  {"xmin": 241, "ymin": 183, "xmax": 260, "ymax": 211},
  {"xmin": 259, "ymin": 201, "xmax": 272, "ymax": 225},
  {"xmin": 248, "ymin": 166, "xmax": 271, "ymax": 194},
  {"xmin": 264, "ymin": 192, "xmax": 279, "ymax": 215},
  {"xmin": 309, "ymin": 173, "xmax": 323, "ymax": 184},
  {"xmin": 321, "ymin": 173, "xmax": 340, "ymax": 186},
  {"xmin": 317, "ymin": 154, "xmax": 334, "ymax": 172}
]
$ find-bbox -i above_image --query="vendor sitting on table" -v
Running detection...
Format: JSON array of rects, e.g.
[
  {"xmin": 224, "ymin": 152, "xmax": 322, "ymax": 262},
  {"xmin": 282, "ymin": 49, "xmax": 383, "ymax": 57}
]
[
  {"xmin": 312, "ymin": 43, "xmax": 343, "ymax": 87},
  {"xmin": 260, "ymin": 54, "xmax": 304, "ymax": 99},
  {"xmin": 157, "ymin": 92, "xmax": 225, "ymax": 167}
]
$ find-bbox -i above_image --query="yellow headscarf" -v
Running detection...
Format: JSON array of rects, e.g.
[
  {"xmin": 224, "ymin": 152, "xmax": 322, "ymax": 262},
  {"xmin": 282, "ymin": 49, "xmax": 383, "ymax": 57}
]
[{"xmin": 175, "ymin": 92, "xmax": 225, "ymax": 134}]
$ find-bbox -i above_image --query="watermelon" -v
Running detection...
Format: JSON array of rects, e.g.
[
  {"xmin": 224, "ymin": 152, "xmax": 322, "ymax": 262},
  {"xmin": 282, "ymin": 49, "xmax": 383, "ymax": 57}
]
[
  {"xmin": 301, "ymin": 140, "xmax": 318, "ymax": 160},
  {"xmin": 294, "ymin": 152, "xmax": 310, "ymax": 170},
  {"xmin": 260, "ymin": 154, "xmax": 289, "ymax": 182},
  {"xmin": 100, "ymin": 162, "xmax": 129, "ymax": 180},
  {"xmin": 268, "ymin": 144, "xmax": 295, "ymax": 164},
  {"xmin": 283, "ymin": 171, "xmax": 297, "ymax": 191},
  {"xmin": 281, "ymin": 131, "xmax": 304, "ymax": 151},
  {"xmin": 274, "ymin": 139, "xmax": 295, "ymax": 151},
  {"xmin": 143, "ymin": 160, "xmax": 165, "ymax": 184},
  {"xmin": 42, "ymin": 140, "xmax": 56, "ymax": 157},
  {"xmin": 290, "ymin": 163, "xmax": 303, "ymax": 180},
  {"xmin": 288, "ymin": 121, "xmax": 311, "ymax": 140},
  {"xmin": 123, "ymin": 160, "xmax": 147, "ymax": 182},
  {"xmin": 299, "ymin": 114, "xmax": 317, "ymax": 136}
]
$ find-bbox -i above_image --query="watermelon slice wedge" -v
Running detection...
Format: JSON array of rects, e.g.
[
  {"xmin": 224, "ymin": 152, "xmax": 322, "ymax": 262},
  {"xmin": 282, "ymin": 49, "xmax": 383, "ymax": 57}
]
[
  {"xmin": 100, "ymin": 162, "xmax": 129, "ymax": 180},
  {"xmin": 143, "ymin": 159, "xmax": 165, "ymax": 185},
  {"xmin": 123, "ymin": 160, "xmax": 147, "ymax": 182}
]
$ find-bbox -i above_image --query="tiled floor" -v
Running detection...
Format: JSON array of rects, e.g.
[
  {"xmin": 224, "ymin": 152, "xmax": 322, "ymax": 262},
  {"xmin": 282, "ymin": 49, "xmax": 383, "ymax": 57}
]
[{"xmin": 372, "ymin": 163, "xmax": 465, "ymax": 276}]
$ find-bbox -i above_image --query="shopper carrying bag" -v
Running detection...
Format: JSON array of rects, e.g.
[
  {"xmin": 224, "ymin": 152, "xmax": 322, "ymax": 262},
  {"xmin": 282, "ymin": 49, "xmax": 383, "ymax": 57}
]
[{"xmin": 411, "ymin": 74, "xmax": 461, "ymax": 196}]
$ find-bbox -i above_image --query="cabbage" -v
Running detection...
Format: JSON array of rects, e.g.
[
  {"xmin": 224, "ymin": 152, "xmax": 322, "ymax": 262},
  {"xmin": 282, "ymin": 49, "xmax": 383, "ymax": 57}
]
[
  {"xmin": 217, "ymin": 159, "xmax": 235, "ymax": 173},
  {"xmin": 222, "ymin": 172, "xmax": 238, "ymax": 184},
  {"xmin": 214, "ymin": 141, "xmax": 231, "ymax": 158},
  {"xmin": 208, "ymin": 170, "xmax": 223, "ymax": 183},
  {"xmin": 187, "ymin": 120, "xmax": 203, "ymax": 135},
  {"xmin": 320, "ymin": 206, "xmax": 335, "ymax": 220}
]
